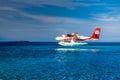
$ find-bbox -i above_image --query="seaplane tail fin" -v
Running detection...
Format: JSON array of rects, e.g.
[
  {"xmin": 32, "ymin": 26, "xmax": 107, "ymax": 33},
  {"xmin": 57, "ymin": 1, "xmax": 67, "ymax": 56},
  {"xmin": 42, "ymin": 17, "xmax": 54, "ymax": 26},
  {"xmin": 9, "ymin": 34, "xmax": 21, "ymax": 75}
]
[{"xmin": 90, "ymin": 28, "xmax": 101, "ymax": 40}]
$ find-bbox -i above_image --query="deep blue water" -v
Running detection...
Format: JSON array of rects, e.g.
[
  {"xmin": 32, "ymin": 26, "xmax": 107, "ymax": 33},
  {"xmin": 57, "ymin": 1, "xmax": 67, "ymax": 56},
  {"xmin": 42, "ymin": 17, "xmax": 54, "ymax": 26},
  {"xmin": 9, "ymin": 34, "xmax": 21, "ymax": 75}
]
[{"xmin": 0, "ymin": 42, "xmax": 120, "ymax": 80}]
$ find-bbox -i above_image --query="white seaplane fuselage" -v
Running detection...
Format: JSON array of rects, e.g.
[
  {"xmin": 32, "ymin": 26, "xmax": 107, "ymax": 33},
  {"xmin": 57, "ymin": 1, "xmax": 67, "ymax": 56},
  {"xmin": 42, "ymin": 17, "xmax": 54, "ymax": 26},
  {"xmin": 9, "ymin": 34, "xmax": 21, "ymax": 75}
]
[{"xmin": 56, "ymin": 36, "xmax": 89, "ymax": 46}]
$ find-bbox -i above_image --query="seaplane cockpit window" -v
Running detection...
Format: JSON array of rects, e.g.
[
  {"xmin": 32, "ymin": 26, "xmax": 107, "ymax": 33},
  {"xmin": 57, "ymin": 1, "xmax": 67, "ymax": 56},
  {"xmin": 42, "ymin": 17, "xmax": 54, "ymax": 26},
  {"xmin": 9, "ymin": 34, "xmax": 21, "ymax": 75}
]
[{"xmin": 67, "ymin": 34, "xmax": 72, "ymax": 37}]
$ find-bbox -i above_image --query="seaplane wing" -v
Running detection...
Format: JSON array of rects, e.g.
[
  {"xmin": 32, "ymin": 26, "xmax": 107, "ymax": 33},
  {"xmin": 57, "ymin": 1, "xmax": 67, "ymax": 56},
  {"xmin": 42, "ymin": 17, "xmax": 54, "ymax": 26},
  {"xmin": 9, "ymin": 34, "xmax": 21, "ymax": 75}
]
[{"xmin": 56, "ymin": 28, "xmax": 101, "ymax": 46}]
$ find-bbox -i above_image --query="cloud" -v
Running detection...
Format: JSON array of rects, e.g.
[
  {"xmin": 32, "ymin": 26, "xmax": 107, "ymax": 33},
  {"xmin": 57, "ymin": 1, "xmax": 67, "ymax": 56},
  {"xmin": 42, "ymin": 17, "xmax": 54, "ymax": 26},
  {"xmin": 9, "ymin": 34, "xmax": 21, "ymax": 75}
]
[
  {"xmin": 0, "ymin": 6, "xmax": 89, "ymax": 25},
  {"xmin": 93, "ymin": 6, "xmax": 120, "ymax": 22},
  {"xmin": 20, "ymin": 12, "xmax": 88, "ymax": 24},
  {"xmin": 0, "ymin": 6, "xmax": 21, "ymax": 21},
  {"xmin": 9, "ymin": 0, "xmax": 103, "ymax": 9},
  {"xmin": 0, "ymin": 6, "xmax": 17, "ymax": 11},
  {"xmin": 92, "ymin": 14, "xmax": 120, "ymax": 22}
]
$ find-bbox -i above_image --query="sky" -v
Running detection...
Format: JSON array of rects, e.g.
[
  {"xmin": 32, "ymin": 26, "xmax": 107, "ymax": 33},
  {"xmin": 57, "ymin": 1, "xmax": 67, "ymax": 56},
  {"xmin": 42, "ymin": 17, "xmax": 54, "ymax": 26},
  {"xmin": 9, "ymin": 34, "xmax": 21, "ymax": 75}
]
[{"xmin": 0, "ymin": 0, "xmax": 120, "ymax": 42}]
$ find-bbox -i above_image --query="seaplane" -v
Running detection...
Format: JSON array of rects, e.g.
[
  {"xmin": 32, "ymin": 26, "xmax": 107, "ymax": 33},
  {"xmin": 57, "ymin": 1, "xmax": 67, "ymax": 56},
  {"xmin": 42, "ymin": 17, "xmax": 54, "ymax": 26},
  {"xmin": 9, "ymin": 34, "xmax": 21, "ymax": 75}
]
[{"xmin": 56, "ymin": 28, "xmax": 101, "ymax": 46}]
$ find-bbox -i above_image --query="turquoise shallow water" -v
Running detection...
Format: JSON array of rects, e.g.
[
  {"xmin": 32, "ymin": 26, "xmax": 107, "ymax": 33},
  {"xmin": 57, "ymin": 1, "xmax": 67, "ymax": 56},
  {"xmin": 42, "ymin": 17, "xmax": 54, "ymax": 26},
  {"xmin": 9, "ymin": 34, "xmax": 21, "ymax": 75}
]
[{"xmin": 0, "ymin": 42, "xmax": 120, "ymax": 80}]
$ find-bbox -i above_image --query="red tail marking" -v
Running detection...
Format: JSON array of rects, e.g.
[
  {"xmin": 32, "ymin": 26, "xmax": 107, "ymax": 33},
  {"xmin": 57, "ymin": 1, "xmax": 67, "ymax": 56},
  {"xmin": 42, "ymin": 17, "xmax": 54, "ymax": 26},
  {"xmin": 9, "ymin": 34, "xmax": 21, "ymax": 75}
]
[{"xmin": 90, "ymin": 28, "xmax": 101, "ymax": 40}]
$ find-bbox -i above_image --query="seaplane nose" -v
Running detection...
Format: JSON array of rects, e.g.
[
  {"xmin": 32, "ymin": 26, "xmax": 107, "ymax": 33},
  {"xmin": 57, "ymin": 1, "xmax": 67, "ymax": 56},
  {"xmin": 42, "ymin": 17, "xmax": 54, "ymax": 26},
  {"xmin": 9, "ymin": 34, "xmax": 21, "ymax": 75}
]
[{"xmin": 56, "ymin": 37, "xmax": 61, "ymax": 40}]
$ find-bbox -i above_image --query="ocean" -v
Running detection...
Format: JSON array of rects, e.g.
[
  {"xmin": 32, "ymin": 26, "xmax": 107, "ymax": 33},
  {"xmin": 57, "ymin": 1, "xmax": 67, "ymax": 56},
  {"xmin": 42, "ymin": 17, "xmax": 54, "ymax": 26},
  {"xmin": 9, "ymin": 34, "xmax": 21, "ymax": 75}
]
[{"xmin": 0, "ymin": 42, "xmax": 120, "ymax": 80}]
